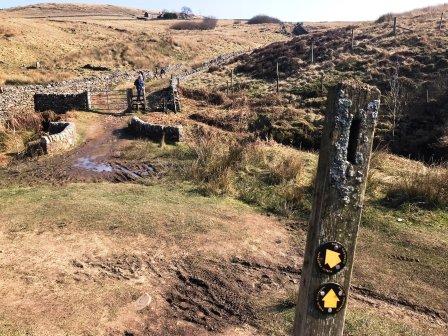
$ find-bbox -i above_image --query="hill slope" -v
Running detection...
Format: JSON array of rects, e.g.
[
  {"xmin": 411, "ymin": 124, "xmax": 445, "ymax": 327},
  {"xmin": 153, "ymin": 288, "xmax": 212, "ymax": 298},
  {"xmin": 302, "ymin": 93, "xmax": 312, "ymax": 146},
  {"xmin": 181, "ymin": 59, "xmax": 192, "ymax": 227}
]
[
  {"xmin": 3, "ymin": 3, "xmax": 145, "ymax": 17},
  {"xmin": 183, "ymin": 5, "xmax": 448, "ymax": 161},
  {"xmin": 0, "ymin": 3, "xmax": 289, "ymax": 86}
]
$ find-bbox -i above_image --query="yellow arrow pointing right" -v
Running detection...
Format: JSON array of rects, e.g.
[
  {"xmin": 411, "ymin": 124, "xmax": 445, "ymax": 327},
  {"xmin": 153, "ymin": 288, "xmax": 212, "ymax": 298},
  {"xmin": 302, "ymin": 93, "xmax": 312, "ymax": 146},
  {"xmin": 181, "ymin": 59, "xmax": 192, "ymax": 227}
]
[{"xmin": 325, "ymin": 249, "xmax": 341, "ymax": 269}]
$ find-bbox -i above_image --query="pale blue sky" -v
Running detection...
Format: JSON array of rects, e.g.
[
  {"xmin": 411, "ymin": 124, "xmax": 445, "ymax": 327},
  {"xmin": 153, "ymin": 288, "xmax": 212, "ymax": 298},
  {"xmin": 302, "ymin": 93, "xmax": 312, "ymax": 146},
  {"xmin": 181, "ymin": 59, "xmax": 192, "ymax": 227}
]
[{"xmin": 0, "ymin": 0, "xmax": 446, "ymax": 21}]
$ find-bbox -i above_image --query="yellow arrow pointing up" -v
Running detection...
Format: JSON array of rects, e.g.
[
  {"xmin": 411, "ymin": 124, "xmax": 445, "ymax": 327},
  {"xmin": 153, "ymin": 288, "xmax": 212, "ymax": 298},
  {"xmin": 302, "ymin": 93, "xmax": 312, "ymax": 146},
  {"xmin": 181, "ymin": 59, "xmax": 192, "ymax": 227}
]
[
  {"xmin": 323, "ymin": 289, "xmax": 340, "ymax": 309},
  {"xmin": 325, "ymin": 249, "xmax": 341, "ymax": 268}
]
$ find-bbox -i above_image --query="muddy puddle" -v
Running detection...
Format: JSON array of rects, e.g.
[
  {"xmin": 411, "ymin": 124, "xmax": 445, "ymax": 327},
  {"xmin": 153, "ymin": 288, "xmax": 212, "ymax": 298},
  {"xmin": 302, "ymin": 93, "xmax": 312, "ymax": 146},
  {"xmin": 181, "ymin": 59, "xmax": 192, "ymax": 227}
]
[
  {"xmin": 75, "ymin": 157, "xmax": 113, "ymax": 173},
  {"xmin": 74, "ymin": 156, "xmax": 155, "ymax": 182}
]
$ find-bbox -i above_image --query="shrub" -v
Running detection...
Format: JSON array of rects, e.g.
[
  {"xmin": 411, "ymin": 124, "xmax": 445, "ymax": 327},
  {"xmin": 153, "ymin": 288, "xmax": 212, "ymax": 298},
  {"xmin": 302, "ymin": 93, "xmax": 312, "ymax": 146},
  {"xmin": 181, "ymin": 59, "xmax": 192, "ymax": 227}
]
[
  {"xmin": 376, "ymin": 13, "xmax": 396, "ymax": 23},
  {"xmin": 171, "ymin": 17, "xmax": 218, "ymax": 30},
  {"xmin": 158, "ymin": 12, "xmax": 178, "ymax": 20},
  {"xmin": 247, "ymin": 15, "xmax": 282, "ymax": 25},
  {"xmin": 385, "ymin": 164, "xmax": 448, "ymax": 208}
]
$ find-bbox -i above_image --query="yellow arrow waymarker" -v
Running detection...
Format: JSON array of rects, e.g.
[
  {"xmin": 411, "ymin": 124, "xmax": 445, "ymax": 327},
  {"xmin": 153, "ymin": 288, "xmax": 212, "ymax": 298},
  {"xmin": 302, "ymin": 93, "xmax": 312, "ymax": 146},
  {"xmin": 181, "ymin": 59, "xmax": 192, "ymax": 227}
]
[
  {"xmin": 323, "ymin": 289, "xmax": 340, "ymax": 309},
  {"xmin": 325, "ymin": 249, "xmax": 341, "ymax": 269}
]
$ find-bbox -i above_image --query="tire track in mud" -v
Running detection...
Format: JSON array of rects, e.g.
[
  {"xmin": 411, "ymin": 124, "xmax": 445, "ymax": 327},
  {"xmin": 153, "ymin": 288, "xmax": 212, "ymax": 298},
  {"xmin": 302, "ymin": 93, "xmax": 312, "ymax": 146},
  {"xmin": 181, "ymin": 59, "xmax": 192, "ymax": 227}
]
[
  {"xmin": 73, "ymin": 253, "xmax": 447, "ymax": 332},
  {"xmin": 231, "ymin": 257, "xmax": 447, "ymax": 326}
]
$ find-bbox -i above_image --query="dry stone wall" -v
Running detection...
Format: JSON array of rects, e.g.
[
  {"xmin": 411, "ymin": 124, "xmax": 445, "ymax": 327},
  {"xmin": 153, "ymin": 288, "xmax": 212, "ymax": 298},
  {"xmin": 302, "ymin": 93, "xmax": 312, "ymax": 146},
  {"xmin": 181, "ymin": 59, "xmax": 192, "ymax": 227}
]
[
  {"xmin": 34, "ymin": 91, "xmax": 91, "ymax": 113},
  {"xmin": 128, "ymin": 116, "xmax": 183, "ymax": 144},
  {"xmin": 27, "ymin": 121, "xmax": 76, "ymax": 156},
  {"xmin": 0, "ymin": 51, "xmax": 244, "ymax": 122}
]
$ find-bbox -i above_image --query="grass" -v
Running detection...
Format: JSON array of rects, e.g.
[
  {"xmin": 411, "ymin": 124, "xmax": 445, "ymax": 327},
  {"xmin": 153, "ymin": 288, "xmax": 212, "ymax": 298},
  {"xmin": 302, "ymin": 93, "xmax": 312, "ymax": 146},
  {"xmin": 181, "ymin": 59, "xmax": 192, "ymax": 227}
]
[
  {"xmin": 171, "ymin": 17, "xmax": 218, "ymax": 31},
  {"xmin": 188, "ymin": 133, "xmax": 315, "ymax": 217},
  {"xmin": 0, "ymin": 9, "xmax": 288, "ymax": 84},
  {"xmin": 0, "ymin": 182, "xmax": 252, "ymax": 239},
  {"xmin": 385, "ymin": 164, "xmax": 448, "ymax": 208},
  {"xmin": 345, "ymin": 309, "xmax": 425, "ymax": 336}
]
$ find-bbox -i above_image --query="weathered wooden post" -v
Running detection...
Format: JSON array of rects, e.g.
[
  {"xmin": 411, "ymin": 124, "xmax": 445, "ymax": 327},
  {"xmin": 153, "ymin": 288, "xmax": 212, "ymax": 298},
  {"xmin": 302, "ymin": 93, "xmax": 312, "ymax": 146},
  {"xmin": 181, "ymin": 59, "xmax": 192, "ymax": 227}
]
[
  {"xmin": 393, "ymin": 17, "xmax": 397, "ymax": 36},
  {"xmin": 311, "ymin": 40, "xmax": 315, "ymax": 64},
  {"xmin": 276, "ymin": 61, "xmax": 280, "ymax": 93},
  {"xmin": 439, "ymin": 12, "xmax": 444, "ymax": 30},
  {"xmin": 142, "ymin": 87, "xmax": 148, "ymax": 111},
  {"xmin": 231, "ymin": 69, "xmax": 234, "ymax": 93},
  {"xmin": 126, "ymin": 88, "xmax": 133, "ymax": 113},
  {"xmin": 320, "ymin": 73, "xmax": 325, "ymax": 94},
  {"xmin": 293, "ymin": 80, "xmax": 380, "ymax": 336},
  {"xmin": 350, "ymin": 28, "xmax": 355, "ymax": 52}
]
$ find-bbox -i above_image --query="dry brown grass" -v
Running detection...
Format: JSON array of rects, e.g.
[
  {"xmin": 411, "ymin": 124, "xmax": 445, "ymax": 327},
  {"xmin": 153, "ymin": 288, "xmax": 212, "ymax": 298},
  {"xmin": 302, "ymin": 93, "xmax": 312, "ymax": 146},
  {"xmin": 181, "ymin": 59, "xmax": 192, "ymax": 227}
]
[
  {"xmin": 189, "ymin": 132, "xmax": 308, "ymax": 216},
  {"xmin": 171, "ymin": 17, "xmax": 218, "ymax": 31},
  {"xmin": 0, "ymin": 7, "xmax": 288, "ymax": 83},
  {"xmin": 386, "ymin": 163, "xmax": 448, "ymax": 208}
]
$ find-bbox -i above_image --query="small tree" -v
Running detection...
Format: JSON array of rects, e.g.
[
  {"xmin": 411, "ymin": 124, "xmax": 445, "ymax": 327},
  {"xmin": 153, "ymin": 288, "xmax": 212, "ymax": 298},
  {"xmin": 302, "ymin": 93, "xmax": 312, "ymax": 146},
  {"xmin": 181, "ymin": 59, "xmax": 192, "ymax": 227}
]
[
  {"xmin": 181, "ymin": 6, "xmax": 193, "ymax": 16},
  {"xmin": 384, "ymin": 63, "xmax": 404, "ymax": 141}
]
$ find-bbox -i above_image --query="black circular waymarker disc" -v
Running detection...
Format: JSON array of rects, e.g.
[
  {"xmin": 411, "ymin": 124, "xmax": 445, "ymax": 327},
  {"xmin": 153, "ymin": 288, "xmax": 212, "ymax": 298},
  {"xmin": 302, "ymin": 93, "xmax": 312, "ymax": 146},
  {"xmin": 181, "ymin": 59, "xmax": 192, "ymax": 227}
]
[
  {"xmin": 315, "ymin": 283, "xmax": 346, "ymax": 314},
  {"xmin": 316, "ymin": 241, "xmax": 347, "ymax": 275}
]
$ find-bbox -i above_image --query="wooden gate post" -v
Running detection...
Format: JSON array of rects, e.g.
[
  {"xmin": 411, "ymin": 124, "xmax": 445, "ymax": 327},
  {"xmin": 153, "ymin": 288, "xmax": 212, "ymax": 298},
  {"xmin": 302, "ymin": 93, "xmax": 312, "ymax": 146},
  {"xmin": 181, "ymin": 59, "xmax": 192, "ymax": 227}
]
[
  {"xmin": 293, "ymin": 81, "xmax": 380, "ymax": 336},
  {"xmin": 126, "ymin": 88, "xmax": 133, "ymax": 113},
  {"xmin": 142, "ymin": 87, "xmax": 148, "ymax": 111},
  {"xmin": 393, "ymin": 17, "xmax": 397, "ymax": 36}
]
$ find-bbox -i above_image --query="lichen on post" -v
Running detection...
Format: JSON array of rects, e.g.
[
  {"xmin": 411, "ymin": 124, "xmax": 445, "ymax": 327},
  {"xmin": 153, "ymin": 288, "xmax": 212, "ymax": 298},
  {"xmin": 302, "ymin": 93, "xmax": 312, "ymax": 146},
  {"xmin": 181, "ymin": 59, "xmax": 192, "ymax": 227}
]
[{"xmin": 293, "ymin": 80, "xmax": 380, "ymax": 336}]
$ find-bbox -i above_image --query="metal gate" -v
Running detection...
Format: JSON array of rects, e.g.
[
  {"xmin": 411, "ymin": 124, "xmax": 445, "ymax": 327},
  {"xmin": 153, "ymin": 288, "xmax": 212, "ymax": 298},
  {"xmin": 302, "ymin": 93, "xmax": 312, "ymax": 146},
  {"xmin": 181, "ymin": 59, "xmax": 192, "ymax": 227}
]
[{"xmin": 90, "ymin": 89, "xmax": 129, "ymax": 114}]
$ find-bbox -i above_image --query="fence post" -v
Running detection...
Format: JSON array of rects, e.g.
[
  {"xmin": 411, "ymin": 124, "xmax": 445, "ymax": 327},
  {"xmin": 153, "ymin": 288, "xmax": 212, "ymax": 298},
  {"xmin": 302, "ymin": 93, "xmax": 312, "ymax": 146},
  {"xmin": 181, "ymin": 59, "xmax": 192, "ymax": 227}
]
[
  {"xmin": 393, "ymin": 17, "xmax": 397, "ymax": 35},
  {"xmin": 142, "ymin": 87, "xmax": 148, "ymax": 111},
  {"xmin": 276, "ymin": 61, "xmax": 280, "ymax": 93},
  {"xmin": 350, "ymin": 28, "xmax": 355, "ymax": 51},
  {"xmin": 320, "ymin": 73, "xmax": 324, "ymax": 94},
  {"xmin": 311, "ymin": 40, "xmax": 315, "ymax": 64},
  {"xmin": 126, "ymin": 88, "xmax": 133, "ymax": 113},
  {"xmin": 439, "ymin": 12, "xmax": 444, "ymax": 30},
  {"xmin": 293, "ymin": 81, "xmax": 380, "ymax": 336},
  {"xmin": 85, "ymin": 91, "xmax": 92, "ymax": 111},
  {"xmin": 231, "ymin": 69, "xmax": 234, "ymax": 93}
]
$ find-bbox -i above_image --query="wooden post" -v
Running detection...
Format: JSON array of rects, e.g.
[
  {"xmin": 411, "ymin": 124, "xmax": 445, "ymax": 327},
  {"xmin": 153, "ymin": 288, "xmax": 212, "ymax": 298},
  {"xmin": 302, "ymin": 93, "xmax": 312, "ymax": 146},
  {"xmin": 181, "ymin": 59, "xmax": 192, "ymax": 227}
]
[
  {"xmin": 439, "ymin": 12, "xmax": 444, "ymax": 30},
  {"xmin": 350, "ymin": 28, "xmax": 355, "ymax": 51},
  {"xmin": 231, "ymin": 69, "xmax": 234, "ymax": 93},
  {"xmin": 311, "ymin": 40, "xmax": 315, "ymax": 64},
  {"xmin": 320, "ymin": 73, "xmax": 324, "ymax": 94},
  {"xmin": 393, "ymin": 17, "xmax": 397, "ymax": 36},
  {"xmin": 293, "ymin": 81, "xmax": 380, "ymax": 336},
  {"xmin": 276, "ymin": 61, "xmax": 280, "ymax": 93},
  {"xmin": 142, "ymin": 87, "xmax": 148, "ymax": 111},
  {"xmin": 126, "ymin": 88, "xmax": 133, "ymax": 113}
]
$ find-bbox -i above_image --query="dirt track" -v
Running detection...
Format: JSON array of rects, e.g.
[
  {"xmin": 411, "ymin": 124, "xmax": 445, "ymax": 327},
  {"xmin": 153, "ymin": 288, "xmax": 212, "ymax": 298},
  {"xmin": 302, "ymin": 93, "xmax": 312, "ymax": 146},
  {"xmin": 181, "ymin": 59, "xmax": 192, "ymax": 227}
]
[
  {"xmin": 0, "ymin": 113, "xmax": 446, "ymax": 335},
  {"xmin": 4, "ymin": 114, "xmax": 159, "ymax": 185}
]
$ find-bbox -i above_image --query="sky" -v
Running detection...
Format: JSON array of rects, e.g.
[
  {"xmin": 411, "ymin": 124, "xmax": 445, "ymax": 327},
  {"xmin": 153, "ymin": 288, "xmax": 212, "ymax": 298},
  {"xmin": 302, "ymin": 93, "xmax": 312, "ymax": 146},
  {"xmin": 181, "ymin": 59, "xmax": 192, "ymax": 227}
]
[{"xmin": 0, "ymin": 0, "xmax": 446, "ymax": 21}]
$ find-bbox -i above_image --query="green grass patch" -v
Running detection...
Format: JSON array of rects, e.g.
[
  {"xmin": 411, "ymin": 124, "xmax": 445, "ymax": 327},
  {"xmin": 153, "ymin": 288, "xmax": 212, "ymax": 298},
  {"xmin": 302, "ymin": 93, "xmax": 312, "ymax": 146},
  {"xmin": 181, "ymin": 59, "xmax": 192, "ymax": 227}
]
[{"xmin": 0, "ymin": 183, "xmax": 251, "ymax": 242}]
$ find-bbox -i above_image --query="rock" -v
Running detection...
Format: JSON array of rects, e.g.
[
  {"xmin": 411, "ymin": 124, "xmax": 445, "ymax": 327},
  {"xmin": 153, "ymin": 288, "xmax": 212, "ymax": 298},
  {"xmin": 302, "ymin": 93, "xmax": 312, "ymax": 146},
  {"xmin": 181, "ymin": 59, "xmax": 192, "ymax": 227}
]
[{"xmin": 134, "ymin": 293, "xmax": 152, "ymax": 311}]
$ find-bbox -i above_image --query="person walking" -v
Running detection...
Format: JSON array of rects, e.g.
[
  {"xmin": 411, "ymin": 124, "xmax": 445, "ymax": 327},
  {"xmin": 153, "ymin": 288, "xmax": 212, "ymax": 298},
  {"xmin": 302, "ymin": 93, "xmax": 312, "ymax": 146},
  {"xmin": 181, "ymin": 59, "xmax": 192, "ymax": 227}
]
[{"xmin": 134, "ymin": 71, "xmax": 145, "ymax": 101}]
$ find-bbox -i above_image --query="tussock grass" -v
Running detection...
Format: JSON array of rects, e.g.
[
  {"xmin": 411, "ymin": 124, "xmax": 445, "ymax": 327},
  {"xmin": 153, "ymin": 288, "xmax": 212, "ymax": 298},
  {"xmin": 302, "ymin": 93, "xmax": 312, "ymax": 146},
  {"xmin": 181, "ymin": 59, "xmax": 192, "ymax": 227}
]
[
  {"xmin": 171, "ymin": 17, "xmax": 218, "ymax": 31},
  {"xmin": 189, "ymin": 133, "xmax": 309, "ymax": 217},
  {"xmin": 385, "ymin": 163, "xmax": 448, "ymax": 208}
]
